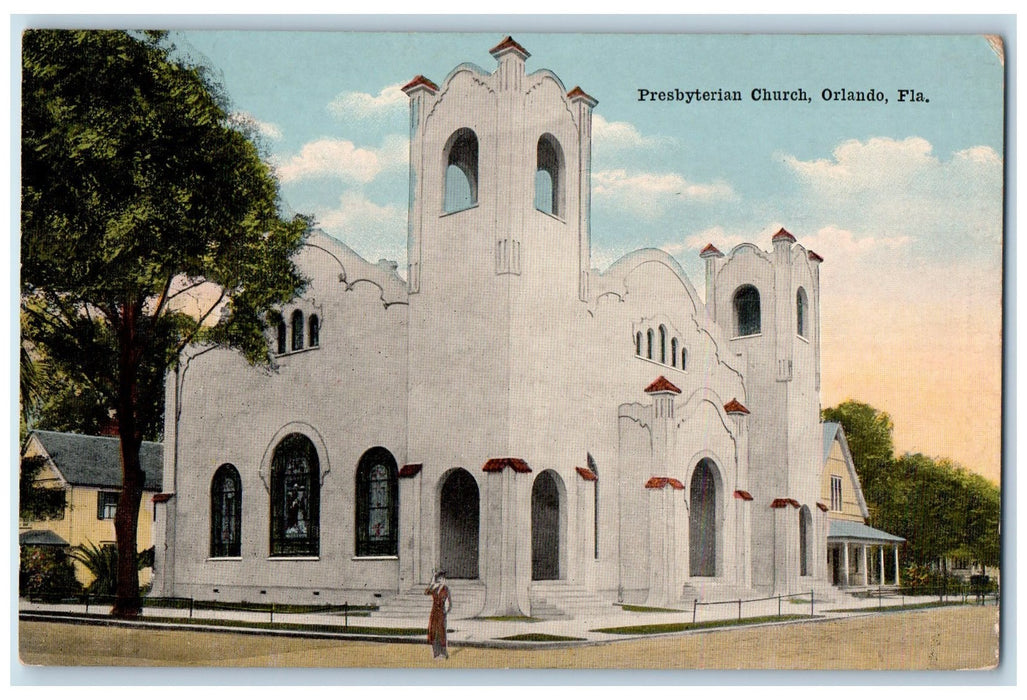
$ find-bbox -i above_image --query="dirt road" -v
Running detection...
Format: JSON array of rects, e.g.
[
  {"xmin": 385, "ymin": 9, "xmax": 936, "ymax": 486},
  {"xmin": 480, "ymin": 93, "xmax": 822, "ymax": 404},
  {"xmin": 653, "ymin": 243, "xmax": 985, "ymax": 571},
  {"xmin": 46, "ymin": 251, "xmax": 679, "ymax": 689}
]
[{"xmin": 18, "ymin": 606, "xmax": 999, "ymax": 670}]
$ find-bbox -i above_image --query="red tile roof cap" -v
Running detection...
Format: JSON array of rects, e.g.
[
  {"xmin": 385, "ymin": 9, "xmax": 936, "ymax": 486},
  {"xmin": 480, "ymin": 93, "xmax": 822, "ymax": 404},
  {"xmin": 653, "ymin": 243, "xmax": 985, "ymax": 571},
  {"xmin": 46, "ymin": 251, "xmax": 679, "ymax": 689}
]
[
  {"xmin": 401, "ymin": 75, "xmax": 439, "ymax": 94},
  {"xmin": 816, "ymin": 501, "xmax": 829, "ymax": 512},
  {"xmin": 733, "ymin": 489, "xmax": 754, "ymax": 501},
  {"xmin": 483, "ymin": 457, "xmax": 532, "ymax": 473},
  {"xmin": 489, "ymin": 36, "xmax": 530, "ymax": 59},
  {"xmin": 152, "ymin": 492, "xmax": 174, "ymax": 503},
  {"xmin": 644, "ymin": 376, "xmax": 682, "ymax": 394},
  {"xmin": 645, "ymin": 476, "xmax": 684, "ymax": 490},
  {"xmin": 771, "ymin": 497, "xmax": 801, "ymax": 509},
  {"xmin": 575, "ymin": 466, "xmax": 598, "ymax": 482},
  {"xmin": 723, "ymin": 398, "xmax": 750, "ymax": 415},
  {"xmin": 772, "ymin": 227, "xmax": 796, "ymax": 243},
  {"xmin": 666, "ymin": 478, "xmax": 685, "ymax": 490},
  {"xmin": 808, "ymin": 250, "xmax": 824, "ymax": 263},
  {"xmin": 699, "ymin": 243, "xmax": 724, "ymax": 258},
  {"xmin": 567, "ymin": 86, "xmax": 598, "ymax": 107},
  {"xmin": 399, "ymin": 463, "xmax": 423, "ymax": 478}
]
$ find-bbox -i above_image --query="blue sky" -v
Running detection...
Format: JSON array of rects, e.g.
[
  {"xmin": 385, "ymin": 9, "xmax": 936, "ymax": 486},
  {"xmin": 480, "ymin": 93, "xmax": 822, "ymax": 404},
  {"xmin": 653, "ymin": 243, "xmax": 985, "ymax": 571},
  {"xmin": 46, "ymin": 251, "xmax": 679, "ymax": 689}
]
[{"xmin": 172, "ymin": 31, "xmax": 1005, "ymax": 481}]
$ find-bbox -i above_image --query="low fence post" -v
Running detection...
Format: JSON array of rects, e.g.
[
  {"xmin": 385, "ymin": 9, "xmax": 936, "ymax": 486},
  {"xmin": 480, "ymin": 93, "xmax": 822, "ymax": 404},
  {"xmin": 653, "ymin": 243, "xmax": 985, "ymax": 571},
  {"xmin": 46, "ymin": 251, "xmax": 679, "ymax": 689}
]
[
  {"xmin": 189, "ymin": 597, "xmax": 194, "ymax": 619},
  {"xmin": 777, "ymin": 594, "xmax": 781, "ymax": 618},
  {"xmin": 738, "ymin": 599, "xmax": 742, "ymax": 621},
  {"xmin": 270, "ymin": 602, "xmax": 274, "ymax": 624},
  {"xmin": 878, "ymin": 586, "xmax": 882, "ymax": 608},
  {"xmin": 810, "ymin": 589, "xmax": 814, "ymax": 618},
  {"xmin": 344, "ymin": 601, "xmax": 349, "ymax": 629},
  {"xmin": 692, "ymin": 599, "xmax": 697, "ymax": 624}
]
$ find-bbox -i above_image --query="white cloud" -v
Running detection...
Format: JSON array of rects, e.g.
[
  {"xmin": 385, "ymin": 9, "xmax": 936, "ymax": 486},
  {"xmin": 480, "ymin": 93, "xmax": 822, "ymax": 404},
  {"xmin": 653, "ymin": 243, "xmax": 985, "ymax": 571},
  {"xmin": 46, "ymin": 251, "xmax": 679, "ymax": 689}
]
[
  {"xmin": 592, "ymin": 115, "xmax": 668, "ymax": 151},
  {"xmin": 228, "ymin": 112, "xmax": 282, "ymax": 140},
  {"xmin": 592, "ymin": 169, "xmax": 734, "ymax": 219},
  {"xmin": 801, "ymin": 225, "xmax": 911, "ymax": 257},
  {"xmin": 315, "ymin": 191, "xmax": 407, "ymax": 265},
  {"xmin": 276, "ymin": 134, "xmax": 408, "ymax": 184},
  {"xmin": 328, "ymin": 83, "xmax": 407, "ymax": 121},
  {"xmin": 783, "ymin": 136, "xmax": 937, "ymax": 189}
]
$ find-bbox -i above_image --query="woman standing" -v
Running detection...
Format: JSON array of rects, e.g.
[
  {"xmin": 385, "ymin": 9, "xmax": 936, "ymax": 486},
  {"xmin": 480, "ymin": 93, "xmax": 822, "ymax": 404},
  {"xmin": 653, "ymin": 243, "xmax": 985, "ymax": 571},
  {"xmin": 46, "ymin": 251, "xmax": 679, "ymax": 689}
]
[{"xmin": 425, "ymin": 570, "xmax": 452, "ymax": 659}]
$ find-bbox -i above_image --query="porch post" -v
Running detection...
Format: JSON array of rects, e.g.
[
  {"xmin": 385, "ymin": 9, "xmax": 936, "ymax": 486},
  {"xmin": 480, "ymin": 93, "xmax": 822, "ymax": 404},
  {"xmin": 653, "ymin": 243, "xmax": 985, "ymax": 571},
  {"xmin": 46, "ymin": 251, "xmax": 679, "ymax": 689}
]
[
  {"xmin": 878, "ymin": 546, "xmax": 885, "ymax": 585},
  {"xmin": 894, "ymin": 545, "xmax": 900, "ymax": 585},
  {"xmin": 861, "ymin": 544, "xmax": 869, "ymax": 586},
  {"xmin": 842, "ymin": 542, "xmax": 850, "ymax": 586}
]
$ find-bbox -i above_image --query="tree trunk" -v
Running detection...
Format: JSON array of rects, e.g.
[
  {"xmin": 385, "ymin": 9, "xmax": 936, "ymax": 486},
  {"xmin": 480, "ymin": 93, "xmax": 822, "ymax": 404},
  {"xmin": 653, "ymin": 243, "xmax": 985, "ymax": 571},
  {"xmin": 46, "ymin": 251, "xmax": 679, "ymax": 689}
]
[{"xmin": 112, "ymin": 300, "xmax": 144, "ymax": 618}]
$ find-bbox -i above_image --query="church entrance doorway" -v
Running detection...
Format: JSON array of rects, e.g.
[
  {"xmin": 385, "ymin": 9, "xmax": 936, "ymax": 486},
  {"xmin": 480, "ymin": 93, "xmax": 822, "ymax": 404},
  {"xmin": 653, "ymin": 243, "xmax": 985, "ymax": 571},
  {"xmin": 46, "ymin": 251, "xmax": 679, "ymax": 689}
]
[
  {"xmin": 439, "ymin": 468, "xmax": 479, "ymax": 579},
  {"xmin": 690, "ymin": 459, "xmax": 718, "ymax": 577},
  {"xmin": 531, "ymin": 470, "xmax": 564, "ymax": 581}
]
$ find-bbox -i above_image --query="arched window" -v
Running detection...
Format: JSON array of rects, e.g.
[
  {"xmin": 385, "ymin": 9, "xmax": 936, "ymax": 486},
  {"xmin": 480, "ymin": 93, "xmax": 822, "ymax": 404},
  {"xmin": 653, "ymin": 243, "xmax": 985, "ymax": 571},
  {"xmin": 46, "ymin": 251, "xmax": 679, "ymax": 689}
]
[
  {"xmin": 659, "ymin": 325, "xmax": 667, "ymax": 364},
  {"xmin": 635, "ymin": 331, "xmax": 642, "ymax": 356},
  {"xmin": 799, "ymin": 505, "xmax": 813, "ymax": 576},
  {"xmin": 276, "ymin": 318, "xmax": 287, "ymax": 355},
  {"xmin": 291, "ymin": 310, "xmax": 304, "ymax": 351},
  {"xmin": 270, "ymin": 433, "xmax": 320, "ymax": 556},
  {"xmin": 796, "ymin": 287, "xmax": 808, "ymax": 338},
  {"xmin": 535, "ymin": 133, "xmax": 564, "ymax": 217},
  {"xmin": 681, "ymin": 346, "xmax": 688, "ymax": 370},
  {"xmin": 210, "ymin": 464, "xmax": 241, "ymax": 558},
  {"xmin": 733, "ymin": 285, "xmax": 761, "ymax": 337},
  {"xmin": 443, "ymin": 128, "xmax": 478, "ymax": 213},
  {"xmin": 309, "ymin": 314, "xmax": 320, "ymax": 348},
  {"xmin": 646, "ymin": 329, "xmax": 654, "ymax": 360},
  {"xmin": 355, "ymin": 447, "xmax": 399, "ymax": 557},
  {"xmin": 671, "ymin": 338, "xmax": 678, "ymax": 368}
]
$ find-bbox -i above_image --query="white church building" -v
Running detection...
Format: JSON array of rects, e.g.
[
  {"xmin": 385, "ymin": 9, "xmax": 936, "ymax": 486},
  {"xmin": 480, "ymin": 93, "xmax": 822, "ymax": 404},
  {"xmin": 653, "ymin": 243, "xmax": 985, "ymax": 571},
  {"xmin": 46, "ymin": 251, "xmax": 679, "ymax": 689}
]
[{"xmin": 151, "ymin": 37, "xmax": 895, "ymax": 617}]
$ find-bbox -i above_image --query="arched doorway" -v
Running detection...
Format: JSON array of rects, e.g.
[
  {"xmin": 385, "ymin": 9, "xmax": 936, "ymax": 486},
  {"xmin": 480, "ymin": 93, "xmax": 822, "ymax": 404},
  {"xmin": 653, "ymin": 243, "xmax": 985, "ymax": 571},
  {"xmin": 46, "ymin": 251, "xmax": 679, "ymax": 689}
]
[
  {"xmin": 689, "ymin": 459, "xmax": 718, "ymax": 577},
  {"xmin": 439, "ymin": 469, "xmax": 479, "ymax": 579},
  {"xmin": 531, "ymin": 470, "xmax": 564, "ymax": 580},
  {"xmin": 799, "ymin": 505, "xmax": 813, "ymax": 576}
]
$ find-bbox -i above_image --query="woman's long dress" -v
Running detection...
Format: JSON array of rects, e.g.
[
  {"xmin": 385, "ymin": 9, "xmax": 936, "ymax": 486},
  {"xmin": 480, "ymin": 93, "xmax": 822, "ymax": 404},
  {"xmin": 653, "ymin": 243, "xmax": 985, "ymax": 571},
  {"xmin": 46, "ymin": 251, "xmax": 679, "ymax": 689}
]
[{"xmin": 426, "ymin": 585, "xmax": 451, "ymax": 658}]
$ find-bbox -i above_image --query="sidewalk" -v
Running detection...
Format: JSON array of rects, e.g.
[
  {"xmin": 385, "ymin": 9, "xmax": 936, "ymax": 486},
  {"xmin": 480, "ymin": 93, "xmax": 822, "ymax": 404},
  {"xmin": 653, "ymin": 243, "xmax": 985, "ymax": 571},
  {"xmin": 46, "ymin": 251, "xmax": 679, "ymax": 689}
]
[{"xmin": 19, "ymin": 590, "xmax": 979, "ymax": 649}]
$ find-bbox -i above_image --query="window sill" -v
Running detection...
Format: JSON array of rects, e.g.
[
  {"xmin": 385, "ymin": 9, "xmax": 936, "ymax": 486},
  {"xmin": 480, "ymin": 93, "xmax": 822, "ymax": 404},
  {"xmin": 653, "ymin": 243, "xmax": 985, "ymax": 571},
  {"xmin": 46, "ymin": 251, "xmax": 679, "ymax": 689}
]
[
  {"xmin": 276, "ymin": 345, "xmax": 320, "ymax": 358},
  {"xmin": 208, "ymin": 557, "xmax": 242, "ymax": 562},
  {"xmin": 267, "ymin": 556, "xmax": 320, "ymax": 561},
  {"xmin": 535, "ymin": 208, "xmax": 566, "ymax": 223},
  {"xmin": 351, "ymin": 555, "xmax": 399, "ymax": 561},
  {"xmin": 634, "ymin": 355, "xmax": 688, "ymax": 373},
  {"xmin": 731, "ymin": 332, "xmax": 762, "ymax": 340},
  {"xmin": 440, "ymin": 203, "xmax": 479, "ymax": 218}
]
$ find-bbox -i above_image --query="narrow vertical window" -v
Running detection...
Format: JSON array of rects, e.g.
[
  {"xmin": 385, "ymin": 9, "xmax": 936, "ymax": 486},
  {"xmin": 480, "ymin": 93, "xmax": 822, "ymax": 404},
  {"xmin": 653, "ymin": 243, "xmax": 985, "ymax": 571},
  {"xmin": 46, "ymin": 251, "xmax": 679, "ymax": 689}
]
[
  {"xmin": 309, "ymin": 315, "xmax": 320, "ymax": 348},
  {"xmin": 647, "ymin": 329, "xmax": 654, "ymax": 360},
  {"xmin": 659, "ymin": 325, "xmax": 667, "ymax": 364},
  {"xmin": 211, "ymin": 464, "xmax": 242, "ymax": 558},
  {"xmin": 671, "ymin": 338, "xmax": 678, "ymax": 368},
  {"xmin": 291, "ymin": 310, "xmax": 304, "ymax": 351},
  {"xmin": 635, "ymin": 331, "xmax": 642, "ymax": 356},
  {"xmin": 831, "ymin": 475, "xmax": 843, "ymax": 511},
  {"xmin": 796, "ymin": 287, "xmax": 808, "ymax": 338},
  {"xmin": 535, "ymin": 133, "xmax": 564, "ymax": 217},
  {"xmin": 270, "ymin": 434, "xmax": 320, "ymax": 556},
  {"xmin": 443, "ymin": 128, "xmax": 478, "ymax": 213},
  {"xmin": 588, "ymin": 453, "xmax": 599, "ymax": 560},
  {"xmin": 681, "ymin": 346, "xmax": 688, "ymax": 370},
  {"xmin": 356, "ymin": 447, "xmax": 399, "ymax": 557},
  {"xmin": 733, "ymin": 285, "xmax": 761, "ymax": 336}
]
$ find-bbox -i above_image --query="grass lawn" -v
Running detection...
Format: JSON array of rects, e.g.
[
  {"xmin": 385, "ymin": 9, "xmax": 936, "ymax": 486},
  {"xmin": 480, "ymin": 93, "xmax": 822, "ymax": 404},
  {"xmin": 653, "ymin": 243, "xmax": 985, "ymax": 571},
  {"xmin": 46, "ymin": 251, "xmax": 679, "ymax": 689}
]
[{"xmin": 592, "ymin": 614, "xmax": 809, "ymax": 635}]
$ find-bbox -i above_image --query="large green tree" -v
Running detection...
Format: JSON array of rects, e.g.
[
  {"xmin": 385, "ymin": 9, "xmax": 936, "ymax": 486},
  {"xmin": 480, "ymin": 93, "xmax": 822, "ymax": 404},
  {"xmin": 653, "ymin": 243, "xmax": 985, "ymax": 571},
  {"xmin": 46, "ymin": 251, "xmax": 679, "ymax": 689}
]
[{"xmin": 21, "ymin": 29, "xmax": 309, "ymax": 617}]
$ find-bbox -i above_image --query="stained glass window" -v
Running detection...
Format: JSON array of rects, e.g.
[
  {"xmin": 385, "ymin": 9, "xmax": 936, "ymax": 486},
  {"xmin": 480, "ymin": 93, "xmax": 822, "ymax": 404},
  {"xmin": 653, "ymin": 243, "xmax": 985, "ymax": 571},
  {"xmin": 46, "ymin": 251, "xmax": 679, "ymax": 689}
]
[
  {"xmin": 211, "ymin": 464, "xmax": 241, "ymax": 557},
  {"xmin": 356, "ymin": 448, "xmax": 398, "ymax": 557},
  {"xmin": 270, "ymin": 434, "xmax": 319, "ymax": 556}
]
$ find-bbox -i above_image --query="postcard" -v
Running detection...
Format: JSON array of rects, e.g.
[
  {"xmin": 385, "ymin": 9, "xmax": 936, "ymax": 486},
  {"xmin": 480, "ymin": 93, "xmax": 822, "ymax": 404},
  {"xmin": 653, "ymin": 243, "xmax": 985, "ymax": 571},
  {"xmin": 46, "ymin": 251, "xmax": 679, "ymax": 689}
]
[{"xmin": 17, "ymin": 27, "xmax": 1004, "ymax": 673}]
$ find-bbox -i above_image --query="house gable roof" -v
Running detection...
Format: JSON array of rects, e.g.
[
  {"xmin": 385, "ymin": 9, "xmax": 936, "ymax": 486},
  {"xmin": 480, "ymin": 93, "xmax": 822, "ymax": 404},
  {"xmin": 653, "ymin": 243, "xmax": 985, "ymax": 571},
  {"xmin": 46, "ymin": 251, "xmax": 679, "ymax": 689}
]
[
  {"xmin": 27, "ymin": 430, "xmax": 163, "ymax": 491},
  {"xmin": 821, "ymin": 422, "xmax": 869, "ymax": 520}
]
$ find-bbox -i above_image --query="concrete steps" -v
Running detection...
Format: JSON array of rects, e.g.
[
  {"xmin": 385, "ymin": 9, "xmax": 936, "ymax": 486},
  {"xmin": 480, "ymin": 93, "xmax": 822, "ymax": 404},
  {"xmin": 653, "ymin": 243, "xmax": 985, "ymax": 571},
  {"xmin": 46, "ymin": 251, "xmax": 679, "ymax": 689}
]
[
  {"xmin": 529, "ymin": 580, "xmax": 617, "ymax": 619},
  {"xmin": 371, "ymin": 580, "xmax": 485, "ymax": 620}
]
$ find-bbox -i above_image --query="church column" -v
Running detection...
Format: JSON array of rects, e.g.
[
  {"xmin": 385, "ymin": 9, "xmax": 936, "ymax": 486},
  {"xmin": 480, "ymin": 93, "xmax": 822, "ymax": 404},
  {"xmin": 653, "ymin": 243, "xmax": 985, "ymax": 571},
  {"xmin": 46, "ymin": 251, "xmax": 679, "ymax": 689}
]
[
  {"xmin": 480, "ymin": 458, "xmax": 532, "ymax": 617},
  {"xmin": 568, "ymin": 86, "xmax": 597, "ymax": 302},
  {"xmin": 644, "ymin": 477, "xmax": 682, "ymax": 607},
  {"xmin": 575, "ymin": 466, "xmax": 598, "ymax": 588},
  {"xmin": 398, "ymin": 463, "xmax": 423, "ymax": 590}
]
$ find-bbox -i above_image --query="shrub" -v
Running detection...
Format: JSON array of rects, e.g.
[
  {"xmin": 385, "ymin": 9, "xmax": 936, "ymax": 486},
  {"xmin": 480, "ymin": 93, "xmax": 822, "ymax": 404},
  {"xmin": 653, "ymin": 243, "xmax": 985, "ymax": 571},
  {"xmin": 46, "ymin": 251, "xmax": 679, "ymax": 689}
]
[{"xmin": 20, "ymin": 545, "xmax": 82, "ymax": 601}]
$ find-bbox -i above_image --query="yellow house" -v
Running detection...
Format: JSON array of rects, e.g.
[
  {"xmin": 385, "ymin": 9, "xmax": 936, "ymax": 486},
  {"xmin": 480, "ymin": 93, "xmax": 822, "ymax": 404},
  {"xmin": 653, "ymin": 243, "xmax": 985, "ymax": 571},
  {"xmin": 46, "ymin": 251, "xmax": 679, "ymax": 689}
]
[
  {"xmin": 820, "ymin": 422, "xmax": 904, "ymax": 588},
  {"xmin": 19, "ymin": 430, "xmax": 162, "ymax": 587}
]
